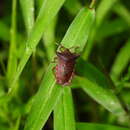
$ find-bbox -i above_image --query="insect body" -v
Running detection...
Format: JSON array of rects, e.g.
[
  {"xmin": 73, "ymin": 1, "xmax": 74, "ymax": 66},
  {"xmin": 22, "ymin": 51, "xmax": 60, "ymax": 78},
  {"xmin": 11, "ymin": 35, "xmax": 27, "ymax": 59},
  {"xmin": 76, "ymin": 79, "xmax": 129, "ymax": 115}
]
[{"xmin": 54, "ymin": 46, "xmax": 79, "ymax": 86}]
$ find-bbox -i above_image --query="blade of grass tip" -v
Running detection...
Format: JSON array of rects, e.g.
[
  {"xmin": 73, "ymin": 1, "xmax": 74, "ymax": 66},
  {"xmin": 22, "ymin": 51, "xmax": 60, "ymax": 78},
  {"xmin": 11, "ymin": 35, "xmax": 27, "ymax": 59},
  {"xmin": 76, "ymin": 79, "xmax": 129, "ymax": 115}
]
[
  {"xmin": 74, "ymin": 76, "xmax": 126, "ymax": 116},
  {"xmin": 7, "ymin": 0, "xmax": 17, "ymax": 86},
  {"xmin": 61, "ymin": 7, "xmax": 95, "ymax": 52},
  {"xmin": 20, "ymin": 0, "xmax": 34, "ymax": 35},
  {"xmin": 54, "ymin": 87, "xmax": 76, "ymax": 130},
  {"xmin": 9, "ymin": 0, "xmax": 65, "ymax": 95},
  {"xmin": 24, "ymin": 64, "xmax": 63, "ymax": 130},
  {"xmin": 110, "ymin": 40, "xmax": 130, "ymax": 81},
  {"xmin": 25, "ymin": 5, "xmax": 95, "ymax": 130},
  {"xmin": 113, "ymin": 2, "xmax": 130, "ymax": 26},
  {"xmin": 82, "ymin": 0, "xmax": 118, "ymax": 59}
]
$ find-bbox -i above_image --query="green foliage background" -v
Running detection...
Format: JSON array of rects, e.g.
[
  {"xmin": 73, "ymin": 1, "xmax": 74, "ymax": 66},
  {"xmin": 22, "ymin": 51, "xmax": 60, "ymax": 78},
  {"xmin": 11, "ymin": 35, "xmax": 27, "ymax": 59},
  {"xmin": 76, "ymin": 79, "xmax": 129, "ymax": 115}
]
[{"xmin": 0, "ymin": 0, "xmax": 130, "ymax": 130}]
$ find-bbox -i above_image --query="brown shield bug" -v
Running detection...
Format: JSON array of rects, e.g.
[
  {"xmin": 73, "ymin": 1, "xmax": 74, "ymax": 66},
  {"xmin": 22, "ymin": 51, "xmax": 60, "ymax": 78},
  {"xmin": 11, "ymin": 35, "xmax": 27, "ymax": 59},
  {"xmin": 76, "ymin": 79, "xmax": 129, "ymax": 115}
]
[{"xmin": 53, "ymin": 45, "xmax": 79, "ymax": 86}]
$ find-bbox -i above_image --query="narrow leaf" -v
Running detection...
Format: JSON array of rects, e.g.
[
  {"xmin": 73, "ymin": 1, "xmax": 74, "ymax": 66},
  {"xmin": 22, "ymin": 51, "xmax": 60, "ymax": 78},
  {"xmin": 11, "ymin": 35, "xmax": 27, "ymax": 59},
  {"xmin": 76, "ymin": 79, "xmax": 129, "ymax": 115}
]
[
  {"xmin": 7, "ymin": 0, "xmax": 17, "ymax": 86},
  {"xmin": 9, "ymin": 0, "xmax": 65, "ymax": 94},
  {"xmin": 20, "ymin": 0, "xmax": 34, "ymax": 34},
  {"xmin": 24, "ymin": 64, "xmax": 63, "ymax": 130},
  {"xmin": 110, "ymin": 40, "xmax": 130, "ymax": 80},
  {"xmin": 75, "ymin": 76, "xmax": 125, "ymax": 116},
  {"xmin": 24, "ymin": 6, "xmax": 95, "ymax": 130},
  {"xmin": 54, "ymin": 87, "xmax": 76, "ymax": 130},
  {"xmin": 61, "ymin": 7, "xmax": 95, "ymax": 52},
  {"xmin": 113, "ymin": 2, "xmax": 130, "ymax": 26},
  {"xmin": 77, "ymin": 122, "xmax": 129, "ymax": 130}
]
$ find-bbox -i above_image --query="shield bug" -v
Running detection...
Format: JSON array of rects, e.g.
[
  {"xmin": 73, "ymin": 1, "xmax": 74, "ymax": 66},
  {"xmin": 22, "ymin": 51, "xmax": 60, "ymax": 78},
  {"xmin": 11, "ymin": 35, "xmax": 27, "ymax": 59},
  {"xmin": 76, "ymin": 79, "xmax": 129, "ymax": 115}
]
[{"xmin": 53, "ymin": 45, "xmax": 79, "ymax": 86}]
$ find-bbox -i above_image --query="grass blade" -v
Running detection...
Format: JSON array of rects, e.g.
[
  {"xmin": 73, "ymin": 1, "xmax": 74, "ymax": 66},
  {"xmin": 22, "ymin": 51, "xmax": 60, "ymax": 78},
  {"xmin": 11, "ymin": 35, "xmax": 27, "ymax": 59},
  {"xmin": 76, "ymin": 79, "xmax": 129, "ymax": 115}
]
[
  {"xmin": 54, "ymin": 95, "xmax": 65, "ymax": 130},
  {"xmin": 83, "ymin": 0, "xmax": 117, "ymax": 59},
  {"xmin": 24, "ymin": 64, "xmax": 63, "ymax": 130},
  {"xmin": 64, "ymin": 0, "xmax": 81, "ymax": 15},
  {"xmin": 54, "ymin": 87, "xmax": 76, "ymax": 130},
  {"xmin": 76, "ymin": 59, "xmax": 110, "ymax": 88},
  {"xmin": 113, "ymin": 2, "xmax": 130, "ymax": 26},
  {"xmin": 7, "ymin": 0, "xmax": 17, "ymax": 86},
  {"xmin": 9, "ymin": 0, "xmax": 65, "ymax": 94},
  {"xmin": 97, "ymin": 18, "xmax": 129, "ymax": 41},
  {"xmin": 43, "ymin": 17, "xmax": 57, "ymax": 61},
  {"xmin": 77, "ymin": 122, "xmax": 129, "ymax": 130},
  {"xmin": 24, "ymin": 6, "xmax": 95, "ymax": 130},
  {"xmin": 20, "ymin": 0, "xmax": 34, "ymax": 35},
  {"xmin": 63, "ymin": 87, "xmax": 76, "ymax": 130},
  {"xmin": 75, "ymin": 76, "xmax": 125, "ymax": 116},
  {"xmin": 110, "ymin": 40, "xmax": 130, "ymax": 80},
  {"xmin": 61, "ymin": 7, "xmax": 95, "ymax": 52},
  {"xmin": 96, "ymin": 0, "xmax": 117, "ymax": 26}
]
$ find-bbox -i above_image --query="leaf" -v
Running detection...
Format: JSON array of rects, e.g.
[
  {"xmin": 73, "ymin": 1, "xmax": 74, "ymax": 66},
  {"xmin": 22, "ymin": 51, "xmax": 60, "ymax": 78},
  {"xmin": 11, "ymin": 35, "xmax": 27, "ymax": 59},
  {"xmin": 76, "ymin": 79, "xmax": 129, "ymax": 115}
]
[
  {"xmin": 24, "ymin": 6, "xmax": 95, "ymax": 130},
  {"xmin": 61, "ymin": 7, "xmax": 95, "ymax": 52},
  {"xmin": 24, "ymin": 64, "xmax": 63, "ymax": 130},
  {"xmin": 43, "ymin": 17, "xmax": 57, "ymax": 61},
  {"xmin": 9, "ymin": 0, "xmax": 65, "ymax": 94},
  {"xmin": 110, "ymin": 40, "xmax": 130, "ymax": 80},
  {"xmin": 20, "ymin": 0, "xmax": 34, "ymax": 34},
  {"xmin": 54, "ymin": 87, "xmax": 76, "ymax": 130},
  {"xmin": 74, "ymin": 76, "xmax": 125, "ymax": 116},
  {"xmin": 64, "ymin": 0, "xmax": 82, "ymax": 15},
  {"xmin": 96, "ymin": 0, "xmax": 118, "ymax": 26},
  {"xmin": 113, "ymin": 2, "xmax": 130, "ymax": 26},
  {"xmin": 75, "ymin": 59, "xmax": 110, "ymax": 88},
  {"xmin": 97, "ymin": 18, "xmax": 129, "ymax": 41},
  {"xmin": 83, "ymin": 0, "xmax": 118, "ymax": 59},
  {"xmin": 7, "ymin": 0, "xmax": 17, "ymax": 86},
  {"xmin": 0, "ymin": 21, "xmax": 10, "ymax": 41},
  {"xmin": 77, "ymin": 122, "xmax": 129, "ymax": 130}
]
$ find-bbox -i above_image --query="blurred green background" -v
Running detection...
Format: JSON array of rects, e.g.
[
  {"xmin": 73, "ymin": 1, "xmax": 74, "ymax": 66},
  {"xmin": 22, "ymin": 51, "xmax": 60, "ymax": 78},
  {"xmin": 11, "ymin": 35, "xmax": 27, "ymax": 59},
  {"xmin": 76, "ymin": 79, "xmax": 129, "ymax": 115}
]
[{"xmin": 0, "ymin": 0, "xmax": 130, "ymax": 130}]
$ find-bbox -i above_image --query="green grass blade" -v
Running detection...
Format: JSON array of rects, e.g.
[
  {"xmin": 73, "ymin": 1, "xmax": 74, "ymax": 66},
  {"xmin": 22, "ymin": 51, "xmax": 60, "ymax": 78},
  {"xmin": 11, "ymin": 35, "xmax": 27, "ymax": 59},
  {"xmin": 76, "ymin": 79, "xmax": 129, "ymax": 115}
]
[
  {"xmin": 77, "ymin": 122, "xmax": 130, "ymax": 130},
  {"xmin": 20, "ymin": 0, "xmax": 34, "ymax": 35},
  {"xmin": 63, "ymin": 87, "xmax": 76, "ymax": 130},
  {"xmin": 24, "ymin": 64, "xmax": 63, "ymax": 130},
  {"xmin": 54, "ymin": 95, "xmax": 65, "ymax": 130},
  {"xmin": 7, "ymin": 0, "xmax": 17, "ymax": 85},
  {"xmin": 61, "ymin": 7, "xmax": 95, "ymax": 52},
  {"xmin": 54, "ymin": 87, "xmax": 76, "ymax": 130},
  {"xmin": 36, "ymin": 0, "xmax": 45, "ymax": 10},
  {"xmin": 24, "ymin": 6, "xmax": 95, "ymax": 130},
  {"xmin": 97, "ymin": 18, "xmax": 129, "ymax": 41},
  {"xmin": 96, "ymin": 0, "xmax": 117, "ymax": 26},
  {"xmin": 83, "ymin": 0, "xmax": 117, "ymax": 59},
  {"xmin": 113, "ymin": 2, "xmax": 130, "ymax": 26},
  {"xmin": 9, "ymin": 0, "xmax": 65, "ymax": 94},
  {"xmin": 76, "ymin": 59, "xmax": 110, "ymax": 88},
  {"xmin": 64, "ymin": 0, "xmax": 82, "ymax": 15},
  {"xmin": 0, "ymin": 21, "xmax": 10, "ymax": 41},
  {"xmin": 110, "ymin": 40, "xmax": 130, "ymax": 80},
  {"xmin": 75, "ymin": 76, "xmax": 125, "ymax": 116},
  {"xmin": 43, "ymin": 17, "xmax": 57, "ymax": 61}
]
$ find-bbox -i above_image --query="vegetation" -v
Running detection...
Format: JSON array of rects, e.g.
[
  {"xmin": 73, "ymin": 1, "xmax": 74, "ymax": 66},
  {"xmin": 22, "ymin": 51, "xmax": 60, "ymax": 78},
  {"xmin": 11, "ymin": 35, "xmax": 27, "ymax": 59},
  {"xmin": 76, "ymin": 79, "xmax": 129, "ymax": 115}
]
[{"xmin": 0, "ymin": 0, "xmax": 130, "ymax": 130}]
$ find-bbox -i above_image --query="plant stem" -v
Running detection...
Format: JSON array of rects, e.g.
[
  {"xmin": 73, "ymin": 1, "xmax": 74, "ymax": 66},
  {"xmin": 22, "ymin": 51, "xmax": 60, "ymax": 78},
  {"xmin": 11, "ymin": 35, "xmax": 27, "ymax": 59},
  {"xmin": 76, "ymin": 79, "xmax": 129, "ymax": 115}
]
[
  {"xmin": 7, "ymin": 0, "xmax": 17, "ymax": 86},
  {"xmin": 89, "ymin": 0, "xmax": 96, "ymax": 9}
]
